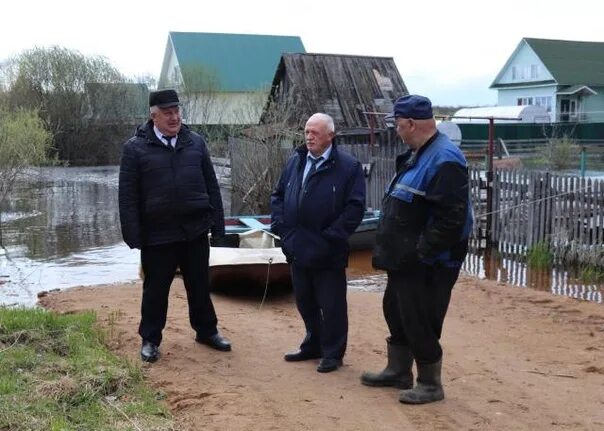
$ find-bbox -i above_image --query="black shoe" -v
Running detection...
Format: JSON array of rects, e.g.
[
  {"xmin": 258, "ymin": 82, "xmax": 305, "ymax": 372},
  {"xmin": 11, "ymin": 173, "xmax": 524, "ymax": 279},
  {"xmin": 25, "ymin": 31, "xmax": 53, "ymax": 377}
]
[
  {"xmin": 317, "ymin": 358, "xmax": 343, "ymax": 373},
  {"xmin": 141, "ymin": 340, "xmax": 160, "ymax": 363},
  {"xmin": 283, "ymin": 349, "xmax": 322, "ymax": 362},
  {"xmin": 196, "ymin": 333, "xmax": 231, "ymax": 352}
]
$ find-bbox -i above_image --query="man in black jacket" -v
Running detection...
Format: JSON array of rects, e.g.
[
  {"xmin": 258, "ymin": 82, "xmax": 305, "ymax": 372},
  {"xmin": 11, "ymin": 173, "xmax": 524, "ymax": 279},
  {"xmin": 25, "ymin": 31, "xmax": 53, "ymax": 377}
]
[
  {"xmin": 271, "ymin": 113, "xmax": 365, "ymax": 373},
  {"xmin": 119, "ymin": 89, "xmax": 231, "ymax": 363},
  {"xmin": 360, "ymin": 95, "xmax": 472, "ymax": 403}
]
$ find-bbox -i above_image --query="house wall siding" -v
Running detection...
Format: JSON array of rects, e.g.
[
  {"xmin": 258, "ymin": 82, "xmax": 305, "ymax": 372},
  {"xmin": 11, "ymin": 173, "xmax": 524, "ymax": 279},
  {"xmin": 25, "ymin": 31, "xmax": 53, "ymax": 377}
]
[
  {"xmin": 182, "ymin": 92, "xmax": 267, "ymax": 125},
  {"xmin": 497, "ymin": 85, "xmax": 558, "ymax": 121},
  {"xmin": 582, "ymin": 88, "xmax": 604, "ymax": 122},
  {"xmin": 497, "ymin": 42, "xmax": 554, "ymax": 85}
]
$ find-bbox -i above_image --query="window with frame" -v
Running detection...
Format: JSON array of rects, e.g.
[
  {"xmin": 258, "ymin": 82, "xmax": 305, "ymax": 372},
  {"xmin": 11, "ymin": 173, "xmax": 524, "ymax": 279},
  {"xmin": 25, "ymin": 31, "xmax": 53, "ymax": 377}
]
[
  {"xmin": 517, "ymin": 97, "xmax": 534, "ymax": 106},
  {"xmin": 535, "ymin": 96, "xmax": 552, "ymax": 112}
]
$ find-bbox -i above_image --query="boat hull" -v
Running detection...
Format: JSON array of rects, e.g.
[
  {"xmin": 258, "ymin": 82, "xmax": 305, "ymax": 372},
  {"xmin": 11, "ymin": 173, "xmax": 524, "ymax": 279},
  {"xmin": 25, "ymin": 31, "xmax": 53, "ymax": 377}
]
[{"xmin": 209, "ymin": 231, "xmax": 291, "ymax": 293}]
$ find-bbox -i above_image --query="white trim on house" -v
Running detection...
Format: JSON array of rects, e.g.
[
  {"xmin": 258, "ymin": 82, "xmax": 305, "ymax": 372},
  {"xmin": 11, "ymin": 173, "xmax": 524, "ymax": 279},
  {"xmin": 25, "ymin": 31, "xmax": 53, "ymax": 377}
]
[{"xmin": 557, "ymin": 85, "xmax": 597, "ymax": 96}]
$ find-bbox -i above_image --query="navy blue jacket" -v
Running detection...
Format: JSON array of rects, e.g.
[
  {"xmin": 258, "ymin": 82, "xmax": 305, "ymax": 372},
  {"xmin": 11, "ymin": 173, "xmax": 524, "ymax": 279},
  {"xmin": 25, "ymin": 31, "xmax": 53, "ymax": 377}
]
[
  {"xmin": 372, "ymin": 131, "xmax": 473, "ymax": 271},
  {"xmin": 271, "ymin": 143, "xmax": 366, "ymax": 268},
  {"xmin": 118, "ymin": 120, "xmax": 225, "ymax": 249}
]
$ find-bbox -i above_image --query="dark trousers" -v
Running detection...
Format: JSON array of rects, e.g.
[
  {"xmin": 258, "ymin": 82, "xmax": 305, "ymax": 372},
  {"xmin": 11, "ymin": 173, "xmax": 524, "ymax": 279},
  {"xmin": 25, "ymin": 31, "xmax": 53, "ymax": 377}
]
[
  {"xmin": 384, "ymin": 263, "xmax": 461, "ymax": 364},
  {"xmin": 291, "ymin": 265, "xmax": 348, "ymax": 360},
  {"xmin": 139, "ymin": 234, "xmax": 218, "ymax": 345}
]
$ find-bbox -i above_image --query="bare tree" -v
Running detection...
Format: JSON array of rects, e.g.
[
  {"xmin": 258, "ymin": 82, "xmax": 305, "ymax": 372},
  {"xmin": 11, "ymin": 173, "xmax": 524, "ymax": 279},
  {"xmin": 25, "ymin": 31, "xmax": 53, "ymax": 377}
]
[{"xmin": 229, "ymin": 91, "xmax": 304, "ymax": 214}]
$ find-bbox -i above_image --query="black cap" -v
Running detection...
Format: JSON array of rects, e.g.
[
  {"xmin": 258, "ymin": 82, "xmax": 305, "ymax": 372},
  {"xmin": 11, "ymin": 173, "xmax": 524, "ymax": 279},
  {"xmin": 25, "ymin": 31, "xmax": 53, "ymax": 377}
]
[{"xmin": 149, "ymin": 89, "xmax": 180, "ymax": 108}]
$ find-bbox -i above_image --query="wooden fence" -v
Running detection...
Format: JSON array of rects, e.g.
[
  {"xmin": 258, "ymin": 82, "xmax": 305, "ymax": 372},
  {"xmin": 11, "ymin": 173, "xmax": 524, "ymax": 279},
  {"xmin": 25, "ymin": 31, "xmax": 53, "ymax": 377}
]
[
  {"xmin": 335, "ymin": 129, "xmax": 404, "ymax": 210},
  {"xmin": 229, "ymin": 129, "xmax": 604, "ymax": 266},
  {"xmin": 472, "ymin": 168, "xmax": 604, "ymax": 266},
  {"xmin": 305, "ymin": 132, "xmax": 604, "ymax": 268},
  {"xmin": 334, "ymin": 141, "xmax": 604, "ymax": 266}
]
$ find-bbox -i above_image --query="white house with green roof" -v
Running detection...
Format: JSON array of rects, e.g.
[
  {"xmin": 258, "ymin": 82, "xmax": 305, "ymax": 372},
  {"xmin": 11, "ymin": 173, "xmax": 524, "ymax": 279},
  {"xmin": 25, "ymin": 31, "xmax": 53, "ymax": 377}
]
[
  {"xmin": 490, "ymin": 38, "xmax": 604, "ymax": 123},
  {"xmin": 158, "ymin": 32, "xmax": 305, "ymax": 125}
]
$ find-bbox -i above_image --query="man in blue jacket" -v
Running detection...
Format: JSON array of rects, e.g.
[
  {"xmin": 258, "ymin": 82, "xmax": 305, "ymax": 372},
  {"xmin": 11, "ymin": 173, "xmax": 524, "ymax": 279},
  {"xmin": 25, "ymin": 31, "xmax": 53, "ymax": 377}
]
[
  {"xmin": 361, "ymin": 95, "xmax": 473, "ymax": 403},
  {"xmin": 271, "ymin": 113, "xmax": 365, "ymax": 373},
  {"xmin": 119, "ymin": 89, "xmax": 231, "ymax": 363}
]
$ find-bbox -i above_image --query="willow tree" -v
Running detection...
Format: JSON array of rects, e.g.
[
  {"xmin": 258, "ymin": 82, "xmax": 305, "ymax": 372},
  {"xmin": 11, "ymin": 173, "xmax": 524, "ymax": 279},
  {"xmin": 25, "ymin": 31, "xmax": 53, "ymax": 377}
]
[
  {"xmin": 1, "ymin": 46, "xmax": 125, "ymax": 162},
  {"xmin": 0, "ymin": 106, "xmax": 52, "ymax": 247}
]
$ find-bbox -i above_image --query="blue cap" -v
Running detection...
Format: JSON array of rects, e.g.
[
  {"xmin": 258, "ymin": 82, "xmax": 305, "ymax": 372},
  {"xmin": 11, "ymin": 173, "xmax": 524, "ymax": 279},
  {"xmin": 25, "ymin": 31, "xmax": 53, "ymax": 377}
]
[{"xmin": 385, "ymin": 95, "xmax": 433, "ymax": 121}]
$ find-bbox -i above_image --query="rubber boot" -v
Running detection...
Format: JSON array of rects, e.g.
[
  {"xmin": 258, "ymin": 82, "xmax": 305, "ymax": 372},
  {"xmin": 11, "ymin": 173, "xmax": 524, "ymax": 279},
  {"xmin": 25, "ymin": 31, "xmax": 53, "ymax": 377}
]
[
  {"xmin": 360, "ymin": 341, "xmax": 414, "ymax": 389},
  {"xmin": 398, "ymin": 359, "xmax": 444, "ymax": 404}
]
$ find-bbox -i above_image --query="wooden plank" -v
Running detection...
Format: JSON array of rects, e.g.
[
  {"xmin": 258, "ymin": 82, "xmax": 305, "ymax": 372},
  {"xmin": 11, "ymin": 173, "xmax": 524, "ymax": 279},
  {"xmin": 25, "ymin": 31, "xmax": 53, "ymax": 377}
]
[
  {"xmin": 512, "ymin": 169, "xmax": 518, "ymax": 248},
  {"xmin": 597, "ymin": 180, "xmax": 604, "ymax": 249},
  {"xmin": 578, "ymin": 177, "xmax": 585, "ymax": 247},
  {"xmin": 545, "ymin": 172, "xmax": 552, "ymax": 245},
  {"xmin": 527, "ymin": 171, "xmax": 535, "ymax": 247}
]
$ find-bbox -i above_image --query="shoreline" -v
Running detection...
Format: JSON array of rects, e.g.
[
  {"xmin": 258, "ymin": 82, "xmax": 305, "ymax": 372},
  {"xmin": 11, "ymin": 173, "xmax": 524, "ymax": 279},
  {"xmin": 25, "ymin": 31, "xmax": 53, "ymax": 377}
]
[{"xmin": 39, "ymin": 274, "xmax": 604, "ymax": 431}]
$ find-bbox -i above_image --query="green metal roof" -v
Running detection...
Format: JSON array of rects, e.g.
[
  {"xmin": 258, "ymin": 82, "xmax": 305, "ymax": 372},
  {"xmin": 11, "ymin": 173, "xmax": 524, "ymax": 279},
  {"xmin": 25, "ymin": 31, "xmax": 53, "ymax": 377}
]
[
  {"xmin": 525, "ymin": 38, "xmax": 604, "ymax": 86},
  {"xmin": 169, "ymin": 32, "xmax": 305, "ymax": 92}
]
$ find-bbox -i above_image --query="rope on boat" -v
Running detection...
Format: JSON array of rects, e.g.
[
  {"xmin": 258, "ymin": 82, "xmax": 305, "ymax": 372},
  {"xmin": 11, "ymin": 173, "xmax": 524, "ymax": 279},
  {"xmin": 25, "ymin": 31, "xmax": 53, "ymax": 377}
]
[{"xmin": 258, "ymin": 257, "xmax": 273, "ymax": 310}]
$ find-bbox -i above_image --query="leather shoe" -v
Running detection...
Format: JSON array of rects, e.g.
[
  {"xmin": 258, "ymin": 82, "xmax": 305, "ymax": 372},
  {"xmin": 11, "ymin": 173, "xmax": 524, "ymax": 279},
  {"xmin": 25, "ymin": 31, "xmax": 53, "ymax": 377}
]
[
  {"xmin": 196, "ymin": 333, "xmax": 231, "ymax": 352},
  {"xmin": 140, "ymin": 340, "xmax": 160, "ymax": 363},
  {"xmin": 317, "ymin": 358, "xmax": 343, "ymax": 373},
  {"xmin": 283, "ymin": 349, "xmax": 322, "ymax": 362}
]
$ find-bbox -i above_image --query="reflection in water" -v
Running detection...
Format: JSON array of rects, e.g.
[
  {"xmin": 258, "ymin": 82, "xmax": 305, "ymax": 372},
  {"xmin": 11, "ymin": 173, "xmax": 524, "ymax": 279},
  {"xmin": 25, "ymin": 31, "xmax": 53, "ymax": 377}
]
[
  {"xmin": 0, "ymin": 167, "xmax": 137, "ymax": 306},
  {"xmin": 346, "ymin": 248, "xmax": 603, "ymax": 303},
  {"xmin": 0, "ymin": 166, "xmax": 230, "ymax": 306},
  {"xmin": 347, "ymin": 249, "xmax": 381, "ymax": 280},
  {"xmin": 2, "ymin": 166, "xmax": 122, "ymax": 260},
  {"xmin": 464, "ymin": 248, "xmax": 603, "ymax": 303},
  {"xmin": 1, "ymin": 166, "xmax": 601, "ymax": 306}
]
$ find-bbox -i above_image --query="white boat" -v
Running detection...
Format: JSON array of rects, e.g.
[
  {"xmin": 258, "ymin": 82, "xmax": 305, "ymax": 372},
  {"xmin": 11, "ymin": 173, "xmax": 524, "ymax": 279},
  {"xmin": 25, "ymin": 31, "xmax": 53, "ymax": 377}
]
[{"xmin": 209, "ymin": 230, "xmax": 290, "ymax": 293}]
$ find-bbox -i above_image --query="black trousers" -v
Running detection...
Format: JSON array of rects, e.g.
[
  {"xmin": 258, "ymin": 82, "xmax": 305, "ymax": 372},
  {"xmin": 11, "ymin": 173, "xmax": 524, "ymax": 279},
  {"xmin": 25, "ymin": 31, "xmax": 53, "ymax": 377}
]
[
  {"xmin": 291, "ymin": 265, "xmax": 348, "ymax": 360},
  {"xmin": 139, "ymin": 234, "xmax": 218, "ymax": 345},
  {"xmin": 384, "ymin": 263, "xmax": 461, "ymax": 364}
]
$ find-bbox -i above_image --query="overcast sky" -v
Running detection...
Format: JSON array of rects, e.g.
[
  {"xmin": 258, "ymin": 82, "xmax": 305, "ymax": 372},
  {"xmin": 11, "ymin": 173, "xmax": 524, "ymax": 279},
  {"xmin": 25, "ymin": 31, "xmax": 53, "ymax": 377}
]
[{"xmin": 2, "ymin": 0, "xmax": 603, "ymax": 106}]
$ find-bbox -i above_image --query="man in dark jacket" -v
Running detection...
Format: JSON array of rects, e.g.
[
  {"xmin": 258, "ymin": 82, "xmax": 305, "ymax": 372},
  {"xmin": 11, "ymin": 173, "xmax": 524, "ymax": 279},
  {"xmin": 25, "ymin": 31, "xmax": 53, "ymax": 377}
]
[
  {"xmin": 271, "ymin": 113, "xmax": 365, "ymax": 373},
  {"xmin": 361, "ymin": 95, "xmax": 473, "ymax": 403},
  {"xmin": 119, "ymin": 89, "xmax": 231, "ymax": 363}
]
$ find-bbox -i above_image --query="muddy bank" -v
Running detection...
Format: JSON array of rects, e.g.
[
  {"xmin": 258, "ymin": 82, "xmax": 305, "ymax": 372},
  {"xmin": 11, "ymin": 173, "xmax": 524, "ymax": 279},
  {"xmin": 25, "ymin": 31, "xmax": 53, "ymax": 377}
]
[{"xmin": 40, "ymin": 274, "xmax": 604, "ymax": 431}]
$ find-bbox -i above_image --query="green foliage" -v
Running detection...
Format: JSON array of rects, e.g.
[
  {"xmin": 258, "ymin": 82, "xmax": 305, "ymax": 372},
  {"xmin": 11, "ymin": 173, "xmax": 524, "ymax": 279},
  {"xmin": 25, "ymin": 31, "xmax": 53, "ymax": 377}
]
[
  {"xmin": 527, "ymin": 242, "xmax": 553, "ymax": 268},
  {"xmin": 0, "ymin": 307, "xmax": 173, "ymax": 430},
  {"xmin": 0, "ymin": 106, "xmax": 53, "ymax": 206},
  {"xmin": 1, "ymin": 46, "xmax": 135, "ymax": 164},
  {"xmin": 578, "ymin": 264, "xmax": 604, "ymax": 283},
  {"xmin": 537, "ymin": 136, "xmax": 580, "ymax": 170}
]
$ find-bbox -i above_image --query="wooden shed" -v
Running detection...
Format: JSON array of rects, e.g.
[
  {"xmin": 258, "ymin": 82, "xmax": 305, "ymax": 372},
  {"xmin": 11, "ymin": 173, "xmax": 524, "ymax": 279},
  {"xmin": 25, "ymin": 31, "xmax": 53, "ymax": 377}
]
[{"xmin": 261, "ymin": 53, "xmax": 408, "ymax": 130}]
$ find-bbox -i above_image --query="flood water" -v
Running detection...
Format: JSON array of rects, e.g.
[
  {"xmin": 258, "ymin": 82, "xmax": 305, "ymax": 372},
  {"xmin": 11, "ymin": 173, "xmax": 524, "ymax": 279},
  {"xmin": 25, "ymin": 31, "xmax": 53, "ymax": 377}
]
[
  {"xmin": 346, "ymin": 248, "xmax": 603, "ymax": 303},
  {"xmin": 0, "ymin": 166, "xmax": 602, "ymax": 306}
]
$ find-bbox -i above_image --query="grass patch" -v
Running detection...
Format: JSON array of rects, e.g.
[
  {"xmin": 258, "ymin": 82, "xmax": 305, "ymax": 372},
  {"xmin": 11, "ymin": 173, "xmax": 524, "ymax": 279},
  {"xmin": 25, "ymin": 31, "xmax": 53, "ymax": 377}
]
[
  {"xmin": 0, "ymin": 307, "xmax": 173, "ymax": 430},
  {"xmin": 527, "ymin": 242, "xmax": 553, "ymax": 268},
  {"xmin": 578, "ymin": 264, "xmax": 604, "ymax": 283}
]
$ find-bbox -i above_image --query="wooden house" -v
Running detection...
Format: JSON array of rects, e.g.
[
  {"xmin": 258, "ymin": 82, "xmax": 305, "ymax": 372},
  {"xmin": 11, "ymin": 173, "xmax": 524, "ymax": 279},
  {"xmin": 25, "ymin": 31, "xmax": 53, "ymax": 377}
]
[
  {"xmin": 491, "ymin": 38, "xmax": 604, "ymax": 123},
  {"xmin": 158, "ymin": 32, "xmax": 305, "ymax": 125}
]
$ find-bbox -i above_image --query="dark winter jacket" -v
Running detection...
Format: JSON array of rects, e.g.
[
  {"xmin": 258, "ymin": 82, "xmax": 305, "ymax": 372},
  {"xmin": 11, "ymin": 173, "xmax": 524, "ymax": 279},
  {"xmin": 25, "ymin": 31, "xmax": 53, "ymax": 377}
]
[
  {"xmin": 271, "ymin": 143, "xmax": 366, "ymax": 268},
  {"xmin": 372, "ymin": 131, "xmax": 473, "ymax": 271},
  {"xmin": 118, "ymin": 120, "xmax": 225, "ymax": 249}
]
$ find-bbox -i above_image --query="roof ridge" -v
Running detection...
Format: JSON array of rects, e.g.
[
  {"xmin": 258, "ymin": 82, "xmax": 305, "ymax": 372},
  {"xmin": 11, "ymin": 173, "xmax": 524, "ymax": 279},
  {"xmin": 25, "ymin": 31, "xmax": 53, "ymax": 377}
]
[{"xmin": 284, "ymin": 52, "xmax": 395, "ymax": 60}]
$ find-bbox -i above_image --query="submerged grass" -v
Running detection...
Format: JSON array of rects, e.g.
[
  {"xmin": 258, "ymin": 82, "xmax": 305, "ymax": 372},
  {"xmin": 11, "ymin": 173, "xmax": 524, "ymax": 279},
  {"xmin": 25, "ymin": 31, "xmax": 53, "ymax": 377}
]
[
  {"xmin": 527, "ymin": 242, "xmax": 553, "ymax": 268},
  {"xmin": 578, "ymin": 264, "xmax": 604, "ymax": 283},
  {"xmin": 0, "ymin": 307, "xmax": 173, "ymax": 430}
]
